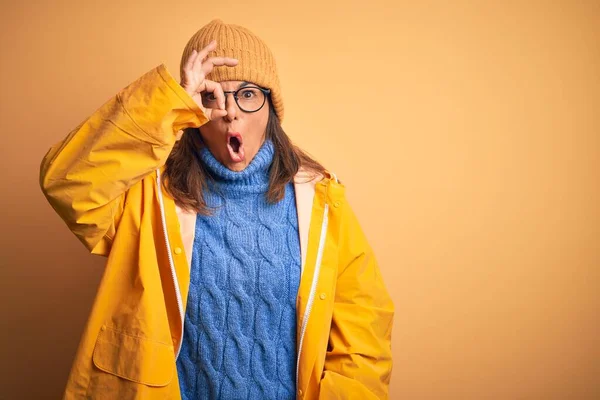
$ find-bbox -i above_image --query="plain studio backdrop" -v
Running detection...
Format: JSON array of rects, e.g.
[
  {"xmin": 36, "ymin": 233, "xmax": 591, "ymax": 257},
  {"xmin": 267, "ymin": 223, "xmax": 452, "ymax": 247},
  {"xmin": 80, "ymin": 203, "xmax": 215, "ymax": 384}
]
[{"xmin": 0, "ymin": 1, "xmax": 598, "ymax": 399}]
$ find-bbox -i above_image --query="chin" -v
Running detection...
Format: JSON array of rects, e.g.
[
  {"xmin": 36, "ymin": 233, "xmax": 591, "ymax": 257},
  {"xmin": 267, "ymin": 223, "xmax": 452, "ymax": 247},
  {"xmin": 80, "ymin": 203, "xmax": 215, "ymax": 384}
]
[{"xmin": 227, "ymin": 163, "xmax": 246, "ymax": 172}]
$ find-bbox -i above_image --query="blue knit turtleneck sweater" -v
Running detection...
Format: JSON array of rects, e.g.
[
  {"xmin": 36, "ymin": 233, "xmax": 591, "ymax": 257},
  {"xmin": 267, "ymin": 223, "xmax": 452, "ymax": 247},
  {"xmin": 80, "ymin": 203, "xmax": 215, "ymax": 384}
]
[{"xmin": 176, "ymin": 139, "xmax": 301, "ymax": 400}]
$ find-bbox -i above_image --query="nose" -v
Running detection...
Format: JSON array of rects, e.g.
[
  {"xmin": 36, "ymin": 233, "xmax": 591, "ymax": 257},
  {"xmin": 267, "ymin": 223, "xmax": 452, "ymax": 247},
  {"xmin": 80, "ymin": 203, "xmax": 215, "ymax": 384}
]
[{"xmin": 223, "ymin": 92, "xmax": 238, "ymax": 121}]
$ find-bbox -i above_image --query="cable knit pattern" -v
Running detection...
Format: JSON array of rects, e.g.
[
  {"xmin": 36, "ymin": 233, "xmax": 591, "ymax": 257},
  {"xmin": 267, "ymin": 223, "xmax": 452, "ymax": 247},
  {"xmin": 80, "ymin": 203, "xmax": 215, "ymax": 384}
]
[{"xmin": 176, "ymin": 140, "xmax": 301, "ymax": 400}]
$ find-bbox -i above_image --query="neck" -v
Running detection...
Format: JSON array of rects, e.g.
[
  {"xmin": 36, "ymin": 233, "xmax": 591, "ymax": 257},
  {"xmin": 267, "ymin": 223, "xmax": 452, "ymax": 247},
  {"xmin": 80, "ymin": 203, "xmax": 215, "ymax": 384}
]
[{"xmin": 199, "ymin": 139, "xmax": 274, "ymax": 195}]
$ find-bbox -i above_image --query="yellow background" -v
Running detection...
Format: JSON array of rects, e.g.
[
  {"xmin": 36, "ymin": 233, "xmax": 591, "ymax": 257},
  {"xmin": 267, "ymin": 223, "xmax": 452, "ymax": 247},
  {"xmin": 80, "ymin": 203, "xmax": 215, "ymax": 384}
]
[{"xmin": 1, "ymin": 1, "xmax": 598, "ymax": 398}]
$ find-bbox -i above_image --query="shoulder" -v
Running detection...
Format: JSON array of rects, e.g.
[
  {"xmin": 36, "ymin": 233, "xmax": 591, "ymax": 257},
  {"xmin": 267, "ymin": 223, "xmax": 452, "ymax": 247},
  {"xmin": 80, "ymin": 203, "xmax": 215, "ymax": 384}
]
[
  {"xmin": 294, "ymin": 166, "xmax": 343, "ymax": 187},
  {"xmin": 294, "ymin": 166, "xmax": 350, "ymax": 211}
]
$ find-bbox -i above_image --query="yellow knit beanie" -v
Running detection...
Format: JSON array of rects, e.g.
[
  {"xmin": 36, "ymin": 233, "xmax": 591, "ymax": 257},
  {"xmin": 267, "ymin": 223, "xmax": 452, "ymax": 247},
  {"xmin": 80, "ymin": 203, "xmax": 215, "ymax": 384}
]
[{"xmin": 179, "ymin": 19, "xmax": 284, "ymax": 122}]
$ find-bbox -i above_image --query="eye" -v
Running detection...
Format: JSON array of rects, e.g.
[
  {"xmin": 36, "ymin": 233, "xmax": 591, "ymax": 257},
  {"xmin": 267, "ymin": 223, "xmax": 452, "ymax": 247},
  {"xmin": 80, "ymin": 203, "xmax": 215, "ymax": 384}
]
[
  {"xmin": 239, "ymin": 89, "xmax": 258, "ymax": 99},
  {"xmin": 202, "ymin": 92, "xmax": 217, "ymax": 101}
]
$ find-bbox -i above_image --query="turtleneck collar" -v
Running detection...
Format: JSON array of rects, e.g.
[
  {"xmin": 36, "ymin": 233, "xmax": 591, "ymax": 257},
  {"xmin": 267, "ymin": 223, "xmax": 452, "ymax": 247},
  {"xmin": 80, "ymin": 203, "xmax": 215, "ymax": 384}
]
[{"xmin": 199, "ymin": 139, "xmax": 274, "ymax": 195}]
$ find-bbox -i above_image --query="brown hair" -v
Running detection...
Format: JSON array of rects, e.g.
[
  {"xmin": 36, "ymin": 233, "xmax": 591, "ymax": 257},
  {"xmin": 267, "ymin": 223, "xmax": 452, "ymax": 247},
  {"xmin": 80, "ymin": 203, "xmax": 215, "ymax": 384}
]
[{"xmin": 162, "ymin": 98, "xmax": 326, "ymax": 215}]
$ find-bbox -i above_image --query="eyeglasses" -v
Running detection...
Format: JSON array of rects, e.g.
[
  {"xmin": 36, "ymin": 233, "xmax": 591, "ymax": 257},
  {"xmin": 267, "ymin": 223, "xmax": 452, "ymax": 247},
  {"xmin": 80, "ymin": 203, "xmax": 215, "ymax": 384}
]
[{"xmin": 201, "ymin": 85, "xmax": 271, "ymax": 113}]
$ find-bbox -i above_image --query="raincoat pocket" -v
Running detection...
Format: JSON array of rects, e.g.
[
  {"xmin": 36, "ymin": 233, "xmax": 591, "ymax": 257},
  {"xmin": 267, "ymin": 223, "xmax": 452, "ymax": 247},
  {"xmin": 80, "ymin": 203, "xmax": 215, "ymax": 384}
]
[{"xmin": 91, "ymin": 325, "xmax": 175, "ymax": 387}]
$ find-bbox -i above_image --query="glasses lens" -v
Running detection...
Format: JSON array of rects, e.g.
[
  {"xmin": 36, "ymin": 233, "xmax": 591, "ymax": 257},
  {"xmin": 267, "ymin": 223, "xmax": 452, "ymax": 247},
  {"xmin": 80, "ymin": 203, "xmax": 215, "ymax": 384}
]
[
  {"xmin": 236, "ymin": 87, "xmax": 265, "ymax": 112},
  {"xmin": 201, "ymin": 87, "xmax": 266, "ymax": 112}
]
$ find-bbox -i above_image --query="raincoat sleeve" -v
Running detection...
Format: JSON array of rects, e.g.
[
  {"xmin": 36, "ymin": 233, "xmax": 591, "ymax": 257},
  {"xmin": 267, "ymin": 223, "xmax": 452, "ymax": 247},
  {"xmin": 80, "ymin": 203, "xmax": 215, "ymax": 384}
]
[
  {"xmin": 319, "ymin": 202, "xmax": 395, "ymax": 399},
  {"xmin": 39, "ymin": 63, "xmax": 208, "ymax": 256}
]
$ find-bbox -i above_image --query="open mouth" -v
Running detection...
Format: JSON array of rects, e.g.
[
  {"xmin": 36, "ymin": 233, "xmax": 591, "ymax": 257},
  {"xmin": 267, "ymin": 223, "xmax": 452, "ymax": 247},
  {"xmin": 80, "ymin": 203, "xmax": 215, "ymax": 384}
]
[
  {"xmin": 226, "ymin": 132, "xmax": 245, "ymax": 163},
  {"xmin": 229, "ymin": 136, "xmax": 241, "ymax": 153}
]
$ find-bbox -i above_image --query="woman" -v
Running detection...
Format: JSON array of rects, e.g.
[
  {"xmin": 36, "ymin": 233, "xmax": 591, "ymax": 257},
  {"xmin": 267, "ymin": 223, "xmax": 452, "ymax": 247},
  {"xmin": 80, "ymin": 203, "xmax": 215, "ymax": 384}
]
[{"xmin": 40, "ymin": 19, "xmax": 394, "ymax": 400}]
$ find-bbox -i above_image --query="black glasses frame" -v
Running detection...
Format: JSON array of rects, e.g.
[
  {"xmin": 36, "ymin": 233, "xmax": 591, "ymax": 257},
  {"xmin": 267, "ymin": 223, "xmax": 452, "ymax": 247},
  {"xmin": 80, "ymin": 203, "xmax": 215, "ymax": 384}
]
[{"xmin": 217, "ymin": 86, "xmax": 271, "ymax": 113}]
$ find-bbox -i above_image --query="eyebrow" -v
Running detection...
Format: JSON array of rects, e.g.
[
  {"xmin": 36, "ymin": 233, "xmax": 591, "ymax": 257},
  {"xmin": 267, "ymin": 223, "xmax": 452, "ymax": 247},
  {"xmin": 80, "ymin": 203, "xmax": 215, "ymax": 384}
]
[{"xmin": 238, "ymin": 81, "xmax": 257, "ymax": 89}]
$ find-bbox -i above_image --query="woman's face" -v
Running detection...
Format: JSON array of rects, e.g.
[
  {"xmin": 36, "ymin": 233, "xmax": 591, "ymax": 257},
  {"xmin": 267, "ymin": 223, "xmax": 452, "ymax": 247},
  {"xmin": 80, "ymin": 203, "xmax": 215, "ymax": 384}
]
[{"xmin": 198, "ymin": 80, "xmax": 270, "ymax": 172}]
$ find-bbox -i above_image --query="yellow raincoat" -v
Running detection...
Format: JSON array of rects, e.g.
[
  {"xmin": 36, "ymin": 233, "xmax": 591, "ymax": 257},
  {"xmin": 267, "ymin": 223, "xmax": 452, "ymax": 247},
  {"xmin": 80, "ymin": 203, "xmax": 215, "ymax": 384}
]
[{"xmin": 40, "ymin": 64, "xmax": 394, "ymax": 399}]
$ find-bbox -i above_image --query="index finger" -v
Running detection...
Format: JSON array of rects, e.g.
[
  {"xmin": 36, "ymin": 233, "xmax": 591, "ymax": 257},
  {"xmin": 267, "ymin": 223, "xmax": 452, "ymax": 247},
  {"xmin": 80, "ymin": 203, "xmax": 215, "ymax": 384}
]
[{"xmin": 201, "ymin": 57, "xmax": 239, "ymax": 76}]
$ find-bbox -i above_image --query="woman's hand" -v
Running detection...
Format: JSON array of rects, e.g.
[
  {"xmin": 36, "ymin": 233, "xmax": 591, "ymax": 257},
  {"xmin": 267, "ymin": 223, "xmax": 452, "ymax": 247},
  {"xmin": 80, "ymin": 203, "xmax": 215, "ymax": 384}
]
[{"xmin": 180, "ymin": 40, "xmax": 238, "ymax": 120}]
